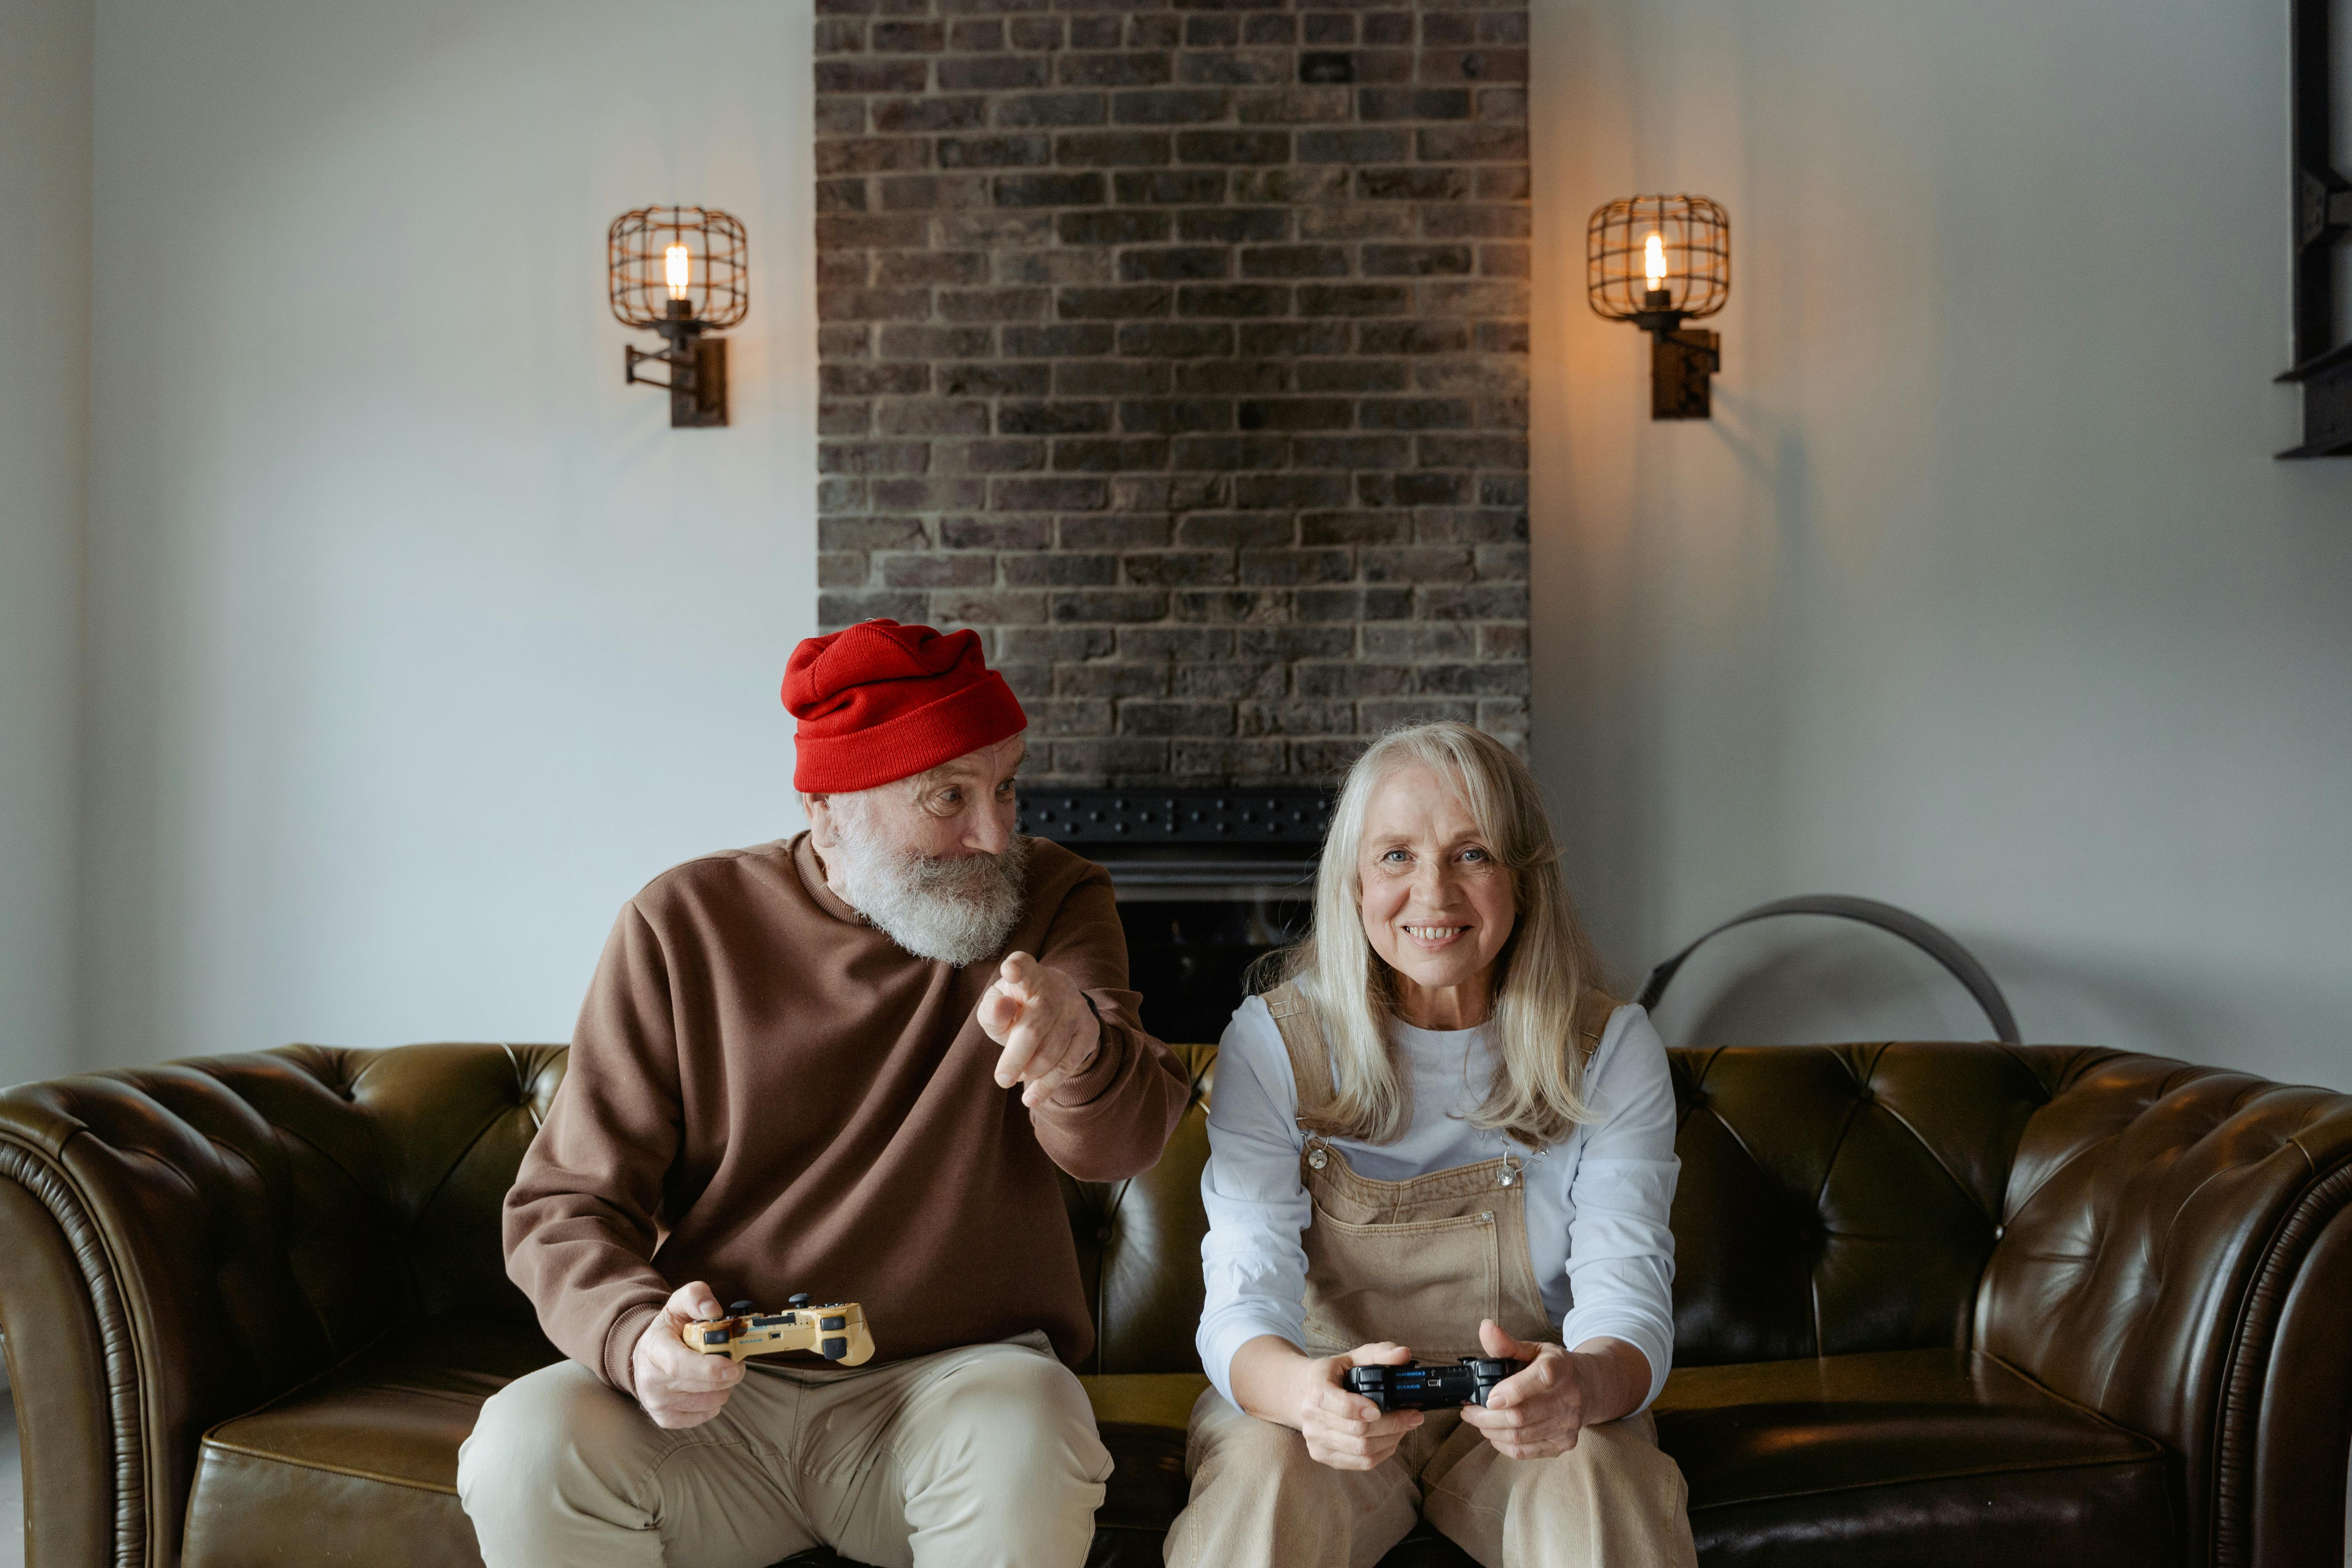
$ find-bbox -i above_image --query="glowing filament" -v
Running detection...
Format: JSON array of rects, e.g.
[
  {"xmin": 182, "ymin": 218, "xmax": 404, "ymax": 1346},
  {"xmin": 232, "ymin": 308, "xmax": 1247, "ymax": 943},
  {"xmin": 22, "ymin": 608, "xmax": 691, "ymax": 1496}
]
[
  {"xmin": 664, "ymin": 243, "xmax": 692, "ymax": 300},
  {"xmin": 1643, "ymin": 232, "xmax": 1668, "ymax": 292}
]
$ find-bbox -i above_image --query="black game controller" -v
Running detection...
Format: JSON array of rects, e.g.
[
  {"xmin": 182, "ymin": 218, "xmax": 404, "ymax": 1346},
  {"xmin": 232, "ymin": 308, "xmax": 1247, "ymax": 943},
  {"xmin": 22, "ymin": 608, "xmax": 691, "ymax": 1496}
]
[{"xmin": 1343, "ymin": 1358, "xmax": 1526, "ymax": 1411}]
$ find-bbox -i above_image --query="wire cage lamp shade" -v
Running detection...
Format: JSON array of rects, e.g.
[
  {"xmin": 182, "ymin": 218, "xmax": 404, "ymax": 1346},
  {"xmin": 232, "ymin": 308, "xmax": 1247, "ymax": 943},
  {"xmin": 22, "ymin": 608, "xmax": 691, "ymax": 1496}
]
[
  {"xmin": 609, "ymin": 207, "xmax": 749, "ymax": 330},
  {"xmin": 1587, "ymin": 193, "xmax": 1730, "ymax": 421},
  {"xmin": 1587, "ymin": 195, "xmax": 1730, "ymax": 323},
  {"xmin": 609, "ymin": 206, "xmax": 748, "ymax": 428}
]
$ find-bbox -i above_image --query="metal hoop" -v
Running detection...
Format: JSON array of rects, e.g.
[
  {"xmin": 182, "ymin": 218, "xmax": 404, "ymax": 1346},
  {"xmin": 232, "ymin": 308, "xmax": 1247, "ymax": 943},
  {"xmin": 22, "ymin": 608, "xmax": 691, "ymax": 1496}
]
[{"xmin": 1634, "ymin": 895, "xmax": 2022, "ymax": 1045}]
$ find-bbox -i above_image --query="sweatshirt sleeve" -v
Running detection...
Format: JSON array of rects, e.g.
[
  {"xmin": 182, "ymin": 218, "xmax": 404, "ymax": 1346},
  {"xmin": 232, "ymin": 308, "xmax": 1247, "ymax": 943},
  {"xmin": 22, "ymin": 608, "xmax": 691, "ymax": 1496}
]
[
  {"xmin": 501, "ymin": 902, "xmax": 682, "ymax": 1396},
  {"xmin": 1193, "ymin": 997, "xmax": 1312, "ymax": 1407},
  {"xmin": 1023, "ymin": 860, "xmax": 1191, "ymax": 1183},
  {"xmin": 1557, "ymin": 1005, "xmax": 1682, "ymax": 1411}
]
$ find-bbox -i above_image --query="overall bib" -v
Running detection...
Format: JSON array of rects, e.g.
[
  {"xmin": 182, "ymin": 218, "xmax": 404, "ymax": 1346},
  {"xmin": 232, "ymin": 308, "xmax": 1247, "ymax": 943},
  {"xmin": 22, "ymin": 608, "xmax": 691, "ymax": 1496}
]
[{"xmin": 1165, "ymin": 982, "xmax": 1698, "ymax": 1568}]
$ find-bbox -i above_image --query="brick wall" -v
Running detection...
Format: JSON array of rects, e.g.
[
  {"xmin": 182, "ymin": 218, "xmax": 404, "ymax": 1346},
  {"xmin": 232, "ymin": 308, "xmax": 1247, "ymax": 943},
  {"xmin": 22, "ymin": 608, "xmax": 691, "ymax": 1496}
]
[{"xmin": 811, "ymin": 0, "xmax": 1530, "ymax": 784}]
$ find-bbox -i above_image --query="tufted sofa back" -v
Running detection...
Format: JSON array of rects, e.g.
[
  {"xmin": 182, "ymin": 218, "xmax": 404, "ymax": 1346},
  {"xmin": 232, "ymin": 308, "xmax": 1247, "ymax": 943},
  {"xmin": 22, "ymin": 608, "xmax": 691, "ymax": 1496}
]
[
  {"xmin": 1667, "ymin": 1041, "xmax": 2049, "ymax": 1366},
  {"xmin": 6, "ymin": 1033, "xmax": 2347, "ymax": 1568},
  {"xmin": 0, "ymin": 1043, "xmax": 563, "ymax": 1562},
  {"xmin": 7, "ymin": 1048, "xmax": 545, "ymax": 1348},
  {"xmin": 1069, "ymin": 1036, "xmax": 2352, "ymax": 1562},
  {"xmin": 4, "ymin": 1035, "xmax": 2308, "ymax": 1384},
  {"xmin": 1082, "ymin": 1039, "xmax": 2077, "ymax": 1377},
  {"xmin": 7, "ymin": 1035, "xmax": 2328, "ymax": 1380},
  {"xmin": 1082, "ymin": 1039, "xmax": 2074, "ymax": 1376}
]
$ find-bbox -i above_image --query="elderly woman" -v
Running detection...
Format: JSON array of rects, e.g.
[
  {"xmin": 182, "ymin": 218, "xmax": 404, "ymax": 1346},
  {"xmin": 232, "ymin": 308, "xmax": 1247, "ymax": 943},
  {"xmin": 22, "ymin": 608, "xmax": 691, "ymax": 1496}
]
[{"xmin": 1167, "ymin": 723, "xmax": 1696, "ymax": 1568}]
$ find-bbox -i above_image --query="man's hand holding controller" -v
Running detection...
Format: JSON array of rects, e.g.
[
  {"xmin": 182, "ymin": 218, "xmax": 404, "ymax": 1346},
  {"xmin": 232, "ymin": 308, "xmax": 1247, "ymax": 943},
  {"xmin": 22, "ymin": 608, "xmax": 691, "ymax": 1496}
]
[
  {"xmin": 629, "ymin": 1280, "xmax": 745, "ymax": 1430},
  {"xmin": 976, "ymin": 952, "xmax": 1101, "ymax": 1108}
]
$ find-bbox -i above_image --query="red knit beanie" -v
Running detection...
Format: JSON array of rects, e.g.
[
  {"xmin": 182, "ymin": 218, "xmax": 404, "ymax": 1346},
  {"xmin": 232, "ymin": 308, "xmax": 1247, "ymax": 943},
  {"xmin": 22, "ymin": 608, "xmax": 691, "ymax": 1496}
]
[{"xmin": 783, "ymin": 620, "xmax": 1028, "ymax": 792}]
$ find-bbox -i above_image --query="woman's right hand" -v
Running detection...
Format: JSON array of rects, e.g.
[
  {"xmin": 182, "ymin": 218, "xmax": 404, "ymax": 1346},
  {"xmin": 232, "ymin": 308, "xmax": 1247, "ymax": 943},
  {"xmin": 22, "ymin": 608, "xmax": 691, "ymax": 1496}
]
[{"xmin": 1290, "ymin": 1342, "xmax": 1426, "ymax": 1470}]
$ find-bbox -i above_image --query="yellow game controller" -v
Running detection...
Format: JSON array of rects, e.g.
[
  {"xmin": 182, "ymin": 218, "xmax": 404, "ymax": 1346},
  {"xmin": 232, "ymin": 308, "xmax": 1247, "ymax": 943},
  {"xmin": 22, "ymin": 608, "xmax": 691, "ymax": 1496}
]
[{"xmin": 688, "ymin": 1294, "xmax": 875, "ymax": 1366}]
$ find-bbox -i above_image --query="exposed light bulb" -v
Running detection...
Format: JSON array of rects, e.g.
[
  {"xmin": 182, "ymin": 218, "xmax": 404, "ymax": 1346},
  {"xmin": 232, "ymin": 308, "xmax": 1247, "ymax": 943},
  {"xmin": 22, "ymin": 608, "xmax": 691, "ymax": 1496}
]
[
  {"xmin": 665, "ymin": 243, "xmax": 692, "ymax": 300},
  {"xmin": 1643, "ymin": 232, "xmax": 1668, "ymax": 292}
]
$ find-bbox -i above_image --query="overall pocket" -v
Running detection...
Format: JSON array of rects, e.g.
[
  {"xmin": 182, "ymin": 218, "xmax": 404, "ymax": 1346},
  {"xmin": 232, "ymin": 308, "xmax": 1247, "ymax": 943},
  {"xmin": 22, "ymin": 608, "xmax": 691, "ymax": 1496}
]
[{"xmin": 1301, "ymin": 1204, "xmax": 1503, "ymax": 1361}]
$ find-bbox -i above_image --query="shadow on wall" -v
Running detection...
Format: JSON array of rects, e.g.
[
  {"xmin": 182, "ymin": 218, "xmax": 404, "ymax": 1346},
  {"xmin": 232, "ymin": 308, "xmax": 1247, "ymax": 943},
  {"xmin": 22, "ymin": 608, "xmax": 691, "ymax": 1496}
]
[
  {"xmin": 1545, "ymin": 378, "xmax": 1819, "ymax": 983},
  {"xmin": 1953, "ymin": 935, "xmax": 2245, "ymax": 1067},
  {"xmin": 1642, "ymin": 914, "xmax": 2270, "ymax": 1080},
  {"xmin": 1643, "ymin": 918, "xmax": 2001, "ymax": 1052}
]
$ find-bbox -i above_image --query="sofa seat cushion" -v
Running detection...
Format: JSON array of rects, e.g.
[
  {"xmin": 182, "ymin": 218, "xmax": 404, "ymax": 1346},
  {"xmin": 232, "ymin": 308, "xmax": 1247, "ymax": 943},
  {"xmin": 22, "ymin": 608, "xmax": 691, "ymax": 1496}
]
[
  {"xmin": 184, "ymin": 1352, "xmax": 1459, "ymax": 1568},
  {"xmin": 1079, "ymin": 1374, "xmax": 1201, "ymax": 1567},
  {"xmin": 182, "ymin": 1317, "xmax": 558, "ymax": 1568},
  {"xmin": 1083, "ymin": 1371, "xmax": 1209, "ymax": 1540},
  {"xmin": 1656, "ymin": 1348, "xmax": 2175, "ymax": 1568}
]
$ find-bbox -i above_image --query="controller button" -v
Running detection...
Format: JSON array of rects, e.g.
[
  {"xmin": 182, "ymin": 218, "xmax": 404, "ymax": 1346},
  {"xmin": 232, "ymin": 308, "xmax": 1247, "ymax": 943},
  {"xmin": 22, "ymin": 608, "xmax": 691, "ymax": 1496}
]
[
  {"xmin": 821, "ymin": 1315, "xmax": 847, "ymax": 1331},
  {"xmin": 822, "ymin": 1337, "xmax": 849, "ymax": 1359}
]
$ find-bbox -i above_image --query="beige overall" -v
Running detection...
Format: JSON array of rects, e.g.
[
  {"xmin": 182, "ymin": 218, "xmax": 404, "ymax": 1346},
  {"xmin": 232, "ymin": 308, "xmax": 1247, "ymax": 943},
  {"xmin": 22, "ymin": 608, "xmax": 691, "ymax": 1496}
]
[{"xmin": 1165, "ymin": 982, "xmax": 1698, "ymax": 1568}]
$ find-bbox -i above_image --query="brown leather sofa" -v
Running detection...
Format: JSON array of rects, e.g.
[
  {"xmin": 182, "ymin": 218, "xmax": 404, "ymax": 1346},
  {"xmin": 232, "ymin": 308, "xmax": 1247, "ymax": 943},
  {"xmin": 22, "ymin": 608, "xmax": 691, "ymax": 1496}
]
[{"xmin": 2, "ymin": 1037, "xmax": 2347, "ymax": 1568}]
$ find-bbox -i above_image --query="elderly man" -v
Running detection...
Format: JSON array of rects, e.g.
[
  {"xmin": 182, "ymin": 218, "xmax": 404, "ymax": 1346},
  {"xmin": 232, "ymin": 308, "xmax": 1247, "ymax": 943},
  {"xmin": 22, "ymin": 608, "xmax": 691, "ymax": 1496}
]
[{"xmin": 458, "ymin": 620, "xmax": 1189, "ymax": 1568}]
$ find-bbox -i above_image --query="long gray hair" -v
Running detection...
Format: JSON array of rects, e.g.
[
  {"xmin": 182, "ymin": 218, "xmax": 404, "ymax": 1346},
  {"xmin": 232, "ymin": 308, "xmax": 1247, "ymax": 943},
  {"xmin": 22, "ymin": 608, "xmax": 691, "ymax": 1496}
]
[{"xmin": 1273, "ymin": 722, "xmax": 1612, "ymax": 1148}]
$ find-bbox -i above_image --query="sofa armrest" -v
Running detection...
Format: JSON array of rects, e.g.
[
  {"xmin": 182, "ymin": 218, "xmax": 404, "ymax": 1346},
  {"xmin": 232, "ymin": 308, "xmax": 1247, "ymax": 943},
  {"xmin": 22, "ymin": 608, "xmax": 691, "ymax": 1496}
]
[
  {"xmin": 0, "ymin": 1141, "xmax": 128, "ymax": 1568},
  {"xmin": 1978, "ymin": 1048, "xmax": 2352, "ymax": 1568},
  {"xmin": 0, "ymin": 1048, "xmax": 430, "ymax": 1568},
  {"xmin": 2241, "ymin": 1153, "xmax": 2352, "ymax": 1568}
]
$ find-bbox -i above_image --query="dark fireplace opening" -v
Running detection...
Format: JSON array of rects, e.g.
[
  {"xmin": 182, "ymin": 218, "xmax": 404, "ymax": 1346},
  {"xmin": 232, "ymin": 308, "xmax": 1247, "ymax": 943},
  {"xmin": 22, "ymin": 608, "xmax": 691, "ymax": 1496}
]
[
  {"xmin": 1019, "ymin": 787, "xmax": 1330, "ymax": 1047},
  {"xmin": 1116, "ymin": 894, "xmax": 1312, "ymax": 1047}
]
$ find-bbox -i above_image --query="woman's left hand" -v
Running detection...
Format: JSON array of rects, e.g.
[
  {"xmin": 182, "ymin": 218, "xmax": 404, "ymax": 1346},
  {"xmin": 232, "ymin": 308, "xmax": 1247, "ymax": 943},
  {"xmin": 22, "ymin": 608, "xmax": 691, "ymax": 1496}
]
[
  {"xmin": 1456, "ymin": 1321, "xmax": 1592, "ymax": 1458},
  {"xmin": 1459, "ymin": 1320, "xmax": 1653, "ymax": 1460}
]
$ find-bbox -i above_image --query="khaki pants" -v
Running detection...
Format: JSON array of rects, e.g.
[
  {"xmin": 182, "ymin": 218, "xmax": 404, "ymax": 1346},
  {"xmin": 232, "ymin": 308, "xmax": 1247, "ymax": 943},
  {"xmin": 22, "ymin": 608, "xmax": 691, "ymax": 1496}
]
[
  {"xmin": 457, "ymin": 1332, "xmax": 1110, "ymax": 1568},
  {"xmin": 1165, "ymin": 1388, "xmax": 1696, "ymax": 1568}
]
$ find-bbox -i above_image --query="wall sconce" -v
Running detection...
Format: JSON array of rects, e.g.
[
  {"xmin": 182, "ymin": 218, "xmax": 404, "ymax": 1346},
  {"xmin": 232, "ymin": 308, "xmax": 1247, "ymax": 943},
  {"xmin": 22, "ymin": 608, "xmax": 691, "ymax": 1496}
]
[
  {"xmin": 608, "ymin": 207, "xmax": 749, "ymax": 428},
  {"xmin": 1588, "ymin": 195, "xmax": 1731, "ymax": 420}
]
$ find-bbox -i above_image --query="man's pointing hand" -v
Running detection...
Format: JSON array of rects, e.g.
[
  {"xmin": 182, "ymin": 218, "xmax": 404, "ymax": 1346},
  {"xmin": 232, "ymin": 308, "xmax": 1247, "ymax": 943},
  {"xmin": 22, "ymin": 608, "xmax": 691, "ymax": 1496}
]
[{"xmin": 977, "ymin": 952, "xmax": 1101, "ymax": 1108}]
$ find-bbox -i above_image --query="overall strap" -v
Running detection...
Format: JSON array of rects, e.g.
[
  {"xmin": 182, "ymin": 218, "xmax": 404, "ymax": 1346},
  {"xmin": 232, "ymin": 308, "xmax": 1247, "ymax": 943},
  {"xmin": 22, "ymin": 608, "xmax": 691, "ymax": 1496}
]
[
  {"xmin": 1574, "ymin": 985, "xmax": 1618, "ymax": 1062},
  {"xmin": 1261, "ymin": 980, "xmax": 1354, "ymax": 1137}
]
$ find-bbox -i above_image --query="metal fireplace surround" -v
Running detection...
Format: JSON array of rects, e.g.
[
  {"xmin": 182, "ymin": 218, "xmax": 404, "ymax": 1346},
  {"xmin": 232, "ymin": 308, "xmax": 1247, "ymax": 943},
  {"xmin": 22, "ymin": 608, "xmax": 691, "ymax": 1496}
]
[{"xmin": 1018, "ymin": 785, "xmax": 1330, "ymax": 1045}]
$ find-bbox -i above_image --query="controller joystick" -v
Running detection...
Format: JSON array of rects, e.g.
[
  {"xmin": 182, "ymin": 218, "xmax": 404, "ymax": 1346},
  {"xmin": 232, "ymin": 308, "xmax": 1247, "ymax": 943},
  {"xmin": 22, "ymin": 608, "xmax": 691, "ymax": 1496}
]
[
  {"xmin": 789, "ymin": 1293, "xmax": 811, "ymax": 1308},
  {"xmin": 728, "ymin": 1300, "xmax": 755, "ymax": 1314}
]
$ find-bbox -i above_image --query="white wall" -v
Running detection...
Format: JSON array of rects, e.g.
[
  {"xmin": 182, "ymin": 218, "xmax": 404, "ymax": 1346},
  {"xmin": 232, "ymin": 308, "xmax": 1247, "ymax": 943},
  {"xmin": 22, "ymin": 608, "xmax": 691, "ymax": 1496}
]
[
  {"xmin": 0, "ymin": 0, "xmax": 92, "ymax": 1087},
  {"xmin": 61, "ymin": 0, "xmax": 2352, "ymax": 1093},
  {"xmin": 1527, "ymin": 0, "xmax": 2352, "ymax": 1090},
  {"xmin": 83, "ymin": 0, "xmax": 818, "ymax": 1062}
]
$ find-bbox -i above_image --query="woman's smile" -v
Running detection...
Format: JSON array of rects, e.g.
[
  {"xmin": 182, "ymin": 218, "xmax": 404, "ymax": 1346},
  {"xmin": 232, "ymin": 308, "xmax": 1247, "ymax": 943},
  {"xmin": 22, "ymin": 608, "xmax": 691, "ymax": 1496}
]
[{"xmin": 1355, "ymin": 762, "xmax": 1519, "ymax": 1029}]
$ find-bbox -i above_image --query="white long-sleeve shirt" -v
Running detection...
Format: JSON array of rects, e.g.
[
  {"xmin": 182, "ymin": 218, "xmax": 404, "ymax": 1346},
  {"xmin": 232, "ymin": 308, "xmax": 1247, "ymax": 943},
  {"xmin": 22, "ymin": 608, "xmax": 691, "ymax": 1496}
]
[{"xmin": 1195, "ymin": 995, "xmax": 1681, "ymax": 1411}]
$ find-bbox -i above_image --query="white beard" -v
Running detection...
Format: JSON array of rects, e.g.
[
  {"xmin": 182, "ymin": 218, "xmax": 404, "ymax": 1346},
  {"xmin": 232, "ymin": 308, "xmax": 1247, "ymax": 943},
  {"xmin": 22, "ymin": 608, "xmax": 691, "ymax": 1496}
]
[{"xmin": 827, "ymin": 812, "xmax": 1032, "ymax": 968}]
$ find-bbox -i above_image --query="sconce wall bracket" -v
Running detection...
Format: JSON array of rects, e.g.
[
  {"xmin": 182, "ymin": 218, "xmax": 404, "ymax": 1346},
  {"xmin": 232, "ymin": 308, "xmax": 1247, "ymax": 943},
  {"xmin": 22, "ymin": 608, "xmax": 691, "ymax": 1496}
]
[
  {"xmin": 624, "ymin": 319, "xmax": 729, "ymax": 428},
  {"xmin": 1650, "ymin": 327, "xmax": 1721, "ymax": 421},
  {"xmin": 1630, "ymin": 309, "xmax": 1719, "ymax": 419}
]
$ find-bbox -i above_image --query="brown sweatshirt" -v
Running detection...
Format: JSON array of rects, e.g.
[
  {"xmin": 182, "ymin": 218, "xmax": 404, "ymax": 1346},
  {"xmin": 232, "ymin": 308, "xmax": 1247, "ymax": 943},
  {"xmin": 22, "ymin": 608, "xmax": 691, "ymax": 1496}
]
[{"xmin": 504, "ymin": 832, "xmax": 1188, "ymax": 1393}]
